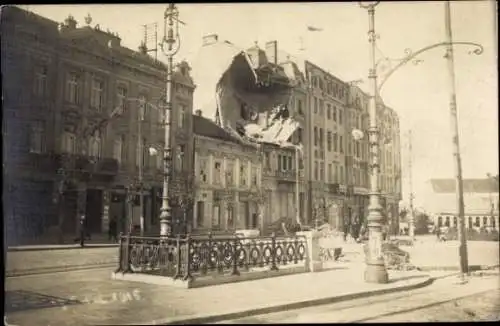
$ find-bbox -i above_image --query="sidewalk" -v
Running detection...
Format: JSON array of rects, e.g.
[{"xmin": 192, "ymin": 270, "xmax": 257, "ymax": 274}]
[
  {"xmin": 5, "ymin": 264, "xmax": 432, "ymax": 326},
  {"xmin": 6, "ymin": 246, "xmax": 118, "ymax": 277}
]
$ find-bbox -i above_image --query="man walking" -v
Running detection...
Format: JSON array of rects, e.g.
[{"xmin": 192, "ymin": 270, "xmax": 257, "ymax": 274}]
[{"xmin": 108, "ymin": 216, "xmax": 118, "ymax": 242}]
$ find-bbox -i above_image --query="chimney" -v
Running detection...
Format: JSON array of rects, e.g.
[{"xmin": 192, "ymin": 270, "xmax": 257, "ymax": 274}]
[
  {"xmin": 265, "ymin": 40, "xmax": 278, "ymax": 65},
  {"xmin": 195, "ymin": 110, "xmax": 202, "ymax": 117},
  {"xmin": 202, "ymin": 34, "xmax": 218, "ymax": 46}
]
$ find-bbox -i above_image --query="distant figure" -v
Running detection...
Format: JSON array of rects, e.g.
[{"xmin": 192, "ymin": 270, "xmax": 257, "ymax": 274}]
[
  {"xmin": 108, "ymin": 216, "xmax": 118, "ymax": 242},
  {"xmin": 343, "ymin": 219, "xmax": 350, "ymax": 242},
  {"xmin": 79, "ymin": 214, "xmax": 86, "ymax": 247}
]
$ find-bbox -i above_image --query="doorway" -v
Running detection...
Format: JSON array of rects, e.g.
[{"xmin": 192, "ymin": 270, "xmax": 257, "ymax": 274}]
[{"xmin": 85, "ymin": 189, "xmax": 103, "ymax": 234}]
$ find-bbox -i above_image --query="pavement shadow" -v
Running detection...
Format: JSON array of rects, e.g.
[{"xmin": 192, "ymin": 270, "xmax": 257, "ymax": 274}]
[
  {"xmin": 388, "ymin": 274, "xmax": 427, "ymax": 284},
  {"xmin": 4, "ymin": 290, "xmax": 83, "ymax": 313}
]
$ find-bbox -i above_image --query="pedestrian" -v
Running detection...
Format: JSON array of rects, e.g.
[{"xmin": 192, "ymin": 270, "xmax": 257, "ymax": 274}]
[
  {"xmin": 109, "ymin": 216, "xmax": 118, "ymax": 242},
  {"xmin": 435, "ymin": 225, "xmax": 441, "ymax": 240},
  {"xmin": 343, "ymin": 219, "xmax": 350, "ymax": 242},
  {"xmin": 79, "ymin": 214, "xmax": 86, "ymax": 247}
]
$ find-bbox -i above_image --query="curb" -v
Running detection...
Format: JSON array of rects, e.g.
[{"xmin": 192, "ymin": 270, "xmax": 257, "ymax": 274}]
[
  {"xmin": 146, "ymin": 275, "xmax": 434, "ymax": 325},
  {"xmin": 6, "ymin": 263, "xmax": 117, "ymax": 277},
  {"xmin": 7, "ymin": 244, "xmax": 119, "ymax": 252},
  {"xmin": 416, "ymin": 264, "xmax": 500, "ymax": 272}
]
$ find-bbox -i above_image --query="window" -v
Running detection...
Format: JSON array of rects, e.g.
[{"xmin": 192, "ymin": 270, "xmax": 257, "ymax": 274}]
[
  {"xmin": 33, "ymin": 65, "xmax": 48, "ymax": 97},
  {"xmin": 339, "ymin": 135, "xmax": 344, "ymax": 153},
  {"xmin": 29, "ymin": 121, "xmax": 45, "ymax": 153},
  {"xmin": 314, "ymin": 127, "xmax": 318, "ymax": 146},
  {"xmin": 116, "ymin": 86, "xmax": 127, "ymax": 114},
  {"xmin": 339, "ymin": 109, "xmax": 343, "ymax": 125},
  {"xmin": 251, "ymin": 166, "xmax": 258, "ymax": 186},
  {"xmin": 277, "ymin": 155, "xmax": 282, "ymax": 171},
  {"xmin": 340, "ymin": 166, "xmax": 344, "ymax": 183},
  {"xmin": 314, "ymin": 161, "xmax": 318, "ymax": 180},
  {"xmin": 198, "ymin": 158, "xmax": 208, "ymax": 183},
  {"xmin": 319, "ymin": 100, "xmax": 324, "ymax": 115},
  {"xmin": 287, "ymin": 156, "xmax": 292, "ymax": 171},
  {"xmin": 314, "ymin": 97, "xmax": 318, "ymax": 114},
  {"xmin": 319, "ymin": 162, "xmax": 324, "ymax": 179},
  {"xmin": 333, "ymin": 133, "xmax": 338, "ymax": 152},
  {"xmin": 138, "ymin": 94, "xmax": 146, "ymax": 121},
  {"xmin": 333, "ymin": 164, "xmax": 338, "ymax": 183},
  {"xmin": 327, "ymin": 104, "xmax": 331, "ymax": 119},
  {"xmin": 66, "ymin": 73, "xmax": 80, "ymax": 104},
  {"xmin": 62, "ymin": 131, "xmax": 76, "ymax": 153},
  {"xmin": 176, "ymin": 145, "xmax": 185, "ymax": 171},
  {"xmin": 212, "ymin": 203, "xmax": 221, "ymax": 229},
  {"xmin": 333, "ymin": 106, "xmax": 337, "ymax": 122},
  {"xmin": 328, "ymin": 164, "xmax": 332, "ymax": 183},
  {"xmin": 214, "ymin": 161, "xmax": 222, "ymax": 185},
  {"xmin": 227, "ymin": 205, "xmax": 234, "ymax": 229},
  {"xmin": 297, "ymin": 99, "xmax": 303, "ymax": 115},
  {"xmin": 178, "ymin": 104, "xmax": 186, "ymax": 128},
  {"xmin": 319, "ymin": 128, "xmax": 324, "ymax": 148},
  {"xmin": 264, "ymin": 152, "xmax": 271, "ymax": 170},
  {"xmin": 88, "ymin": 131, "xmax": 101, "ymax": 158},
  {"xmin": 327, "ymin": 131, "xmax": 332, "ymax": 151},
  {"xmin": 113, "ymin": 136, "xmax": 123, "ymax": 163},
  {"xmin": 226, "ymin": 161, "xmax": 234, "ymax": 186},
  {"xmin": 90, "ymin": 77, "xmax": 104, "ymax": 111},
  {"xmin": 240, "ymin": 163, "xmax": 248, "ymax": 186}
]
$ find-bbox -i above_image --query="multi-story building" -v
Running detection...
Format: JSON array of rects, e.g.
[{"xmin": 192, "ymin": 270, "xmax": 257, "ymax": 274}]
[
  {"xmin": 377, "ymin": 103, "xmax": 403, "ymax": 229},
  {"xmin": 192, "ymin": 111, "xmax": 264, "ymax": 232},
  {"xmin": 2, "ymin": 6, "xmax": 194, "ymax": 244},
  {"xmin": 346, "ymin": 85, "xmax": 370, "ymax": 225},
  {"xmin": 303, "ymin": 61, "xmax": 349, "ymax": 228},
  {"xmin": 424, "ymin": 178, "xmax": 499, "ymax": 230}
]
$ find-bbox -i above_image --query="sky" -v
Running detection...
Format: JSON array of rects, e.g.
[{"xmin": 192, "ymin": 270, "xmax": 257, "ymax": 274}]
[{"xmin": 21, "ymin": 1, "xmax": 498, "ymax": 209}]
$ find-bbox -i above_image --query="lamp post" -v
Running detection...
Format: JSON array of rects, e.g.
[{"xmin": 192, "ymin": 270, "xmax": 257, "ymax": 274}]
[
  {"xmin": 159, "ymin": 3, "xmax": 181, "ymax": 237},
  {"xmin": 358, "ymin": 0, "xmax": 388, "ymax": 284}
]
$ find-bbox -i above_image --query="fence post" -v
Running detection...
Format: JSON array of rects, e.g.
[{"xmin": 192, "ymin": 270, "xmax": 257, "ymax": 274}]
[
  {"xmin": 174, "ymin": 235, "xmax": 182, "ymax": 279},
  {"xmin": 183, "ymin": 233, "xmax": 192, "ymax": 281},
  {"xmin": 114, "ymin": 232, "xmax": 124, "ymax": 273},
  {"xmin": 232, "ymin": 235, "xmax": 240, "ymax": 276},
  {"xmin": 123, "ymin": 233, "xmax": 131, "ymax": 273},
  {"xmin": 294, "ymin": 236, "xmax": 299, "ymax": 264},
  {"xmin": 270, "ymin": 232, "xmax": 278, "ymax": 271}
]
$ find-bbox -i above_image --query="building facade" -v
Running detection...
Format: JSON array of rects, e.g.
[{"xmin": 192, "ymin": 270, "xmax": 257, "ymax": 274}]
[
  {"xmin": 192, "ymin": 112, "xmax": 264, "ymax": 233},
  {"xmin": 425, "ymin": 178, "xmax": 499, "ymax": 230},
  {"xmin": 2, "ymin": 6, "xmax": 194, "ymax": 244}
]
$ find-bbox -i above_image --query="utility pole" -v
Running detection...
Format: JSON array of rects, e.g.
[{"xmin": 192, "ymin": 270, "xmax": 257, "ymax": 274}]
[
  {"xmin": 444, "ymin": 0, "xmax": 468, "ymax": 282},
  {"xmin": 359, "ymin": 0, "xmax": 388, "ymax": 284},
  {"xmin": 138, "ymin": 101, "xmax": 145, "ymax": 236},
  {"xmin": 408, "ymin": 130, "xmax": 415, "ymax": 241},
  {"xmin": 159, "ymin": 4, "xmax": 181, "ymax": 237}
]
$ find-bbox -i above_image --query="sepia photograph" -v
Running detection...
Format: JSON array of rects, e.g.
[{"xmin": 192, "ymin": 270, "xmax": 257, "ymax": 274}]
[{"xmin": 2, "ymin": 1, "xmax": 498, "ymax": 324}]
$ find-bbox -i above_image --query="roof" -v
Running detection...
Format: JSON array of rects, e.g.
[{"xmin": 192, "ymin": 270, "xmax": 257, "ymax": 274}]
[
  {"xmin": 430, "ymin": 178, "xmax": 499, "ymax": 194},
  {"xmin": 193, "ymin": 114, "xmax": 240, "ymax": 144}
]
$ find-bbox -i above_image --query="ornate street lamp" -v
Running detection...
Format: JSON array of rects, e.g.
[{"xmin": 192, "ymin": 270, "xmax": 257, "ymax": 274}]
[
  {"xmin": 159, "ymin": 3, "xmax": 181, "ymax": 237},
  {"xmin": 358, "ymin": 0, "xmax": 389, "ymax": 284}
]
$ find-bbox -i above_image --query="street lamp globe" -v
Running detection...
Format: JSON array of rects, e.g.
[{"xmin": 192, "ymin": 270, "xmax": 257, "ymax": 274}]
[
  {"xmin": 358, "ymin": 1, "xmax": 380, "ymax": 9},
  {"xmin": 352, "ymin": 128, "xmax": 364, "ymax": 141}
]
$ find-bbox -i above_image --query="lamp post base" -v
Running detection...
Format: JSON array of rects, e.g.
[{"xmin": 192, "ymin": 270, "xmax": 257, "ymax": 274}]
[{"xmin": 364, "ymin": 263, "xmax": 389, "ymax": 284}]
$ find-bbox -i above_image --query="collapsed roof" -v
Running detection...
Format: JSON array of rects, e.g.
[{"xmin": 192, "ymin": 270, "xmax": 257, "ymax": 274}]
[{"xmin": 191, "ymin": 38, "xmax": 299, "ymax": 146}]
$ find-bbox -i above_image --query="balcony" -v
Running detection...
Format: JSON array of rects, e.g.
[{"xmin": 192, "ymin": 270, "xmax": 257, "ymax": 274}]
[{"xmin": 275, "ymin": 169, "xmax": 304, "ymax": 183}]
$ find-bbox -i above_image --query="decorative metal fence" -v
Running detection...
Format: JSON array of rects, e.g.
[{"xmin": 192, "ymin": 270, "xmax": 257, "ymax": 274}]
[{"xmin": 115, "ymin": 233, "xmax": 308, "ymax": 281}]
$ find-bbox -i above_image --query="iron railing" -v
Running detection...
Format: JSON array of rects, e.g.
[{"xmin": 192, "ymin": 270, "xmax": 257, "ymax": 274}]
[{"xmin": 115, "ymin": 232, "xmax": 307, "ymax": 281}]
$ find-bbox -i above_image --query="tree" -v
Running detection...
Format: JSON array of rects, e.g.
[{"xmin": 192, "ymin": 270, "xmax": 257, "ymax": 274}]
[{"xmin": 414, "ymin": 209, "xmax": 431, "ymax": 235}]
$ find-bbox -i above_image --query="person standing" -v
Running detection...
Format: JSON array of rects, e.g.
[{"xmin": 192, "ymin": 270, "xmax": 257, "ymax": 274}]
[
  {"xmin": 79, "ymin": 214, "xmax": 86, "ymax": 247},
  {"xmin": 109, "ymin": 216, "xmax": 118, "ymax": 242}
]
